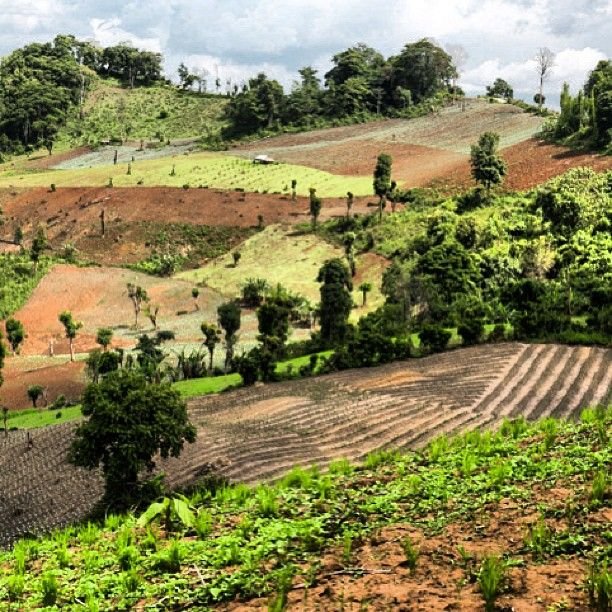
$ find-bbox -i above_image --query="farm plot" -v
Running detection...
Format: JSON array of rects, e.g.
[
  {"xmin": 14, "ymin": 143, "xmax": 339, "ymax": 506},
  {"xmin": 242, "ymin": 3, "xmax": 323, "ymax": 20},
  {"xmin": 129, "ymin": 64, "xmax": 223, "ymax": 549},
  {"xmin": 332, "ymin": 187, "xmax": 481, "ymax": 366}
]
[
  {"xmin": 166, "ymin": 343, "xmax": 611, "ymax": 487},
  {"xmin": 230, "ymin": 100, "xmax": 546, "ymax": 186},
  {"xmin": 11, "ymin": 264, "xmax": 226, "ymax": 356},
  {"xmin": 0, "ymin": 151, "xmax": 371, "ymax": 197},
  {"xmin": 177, "ymin": 224, "xmax": 387, "ymax": 310},
  {"xmin": 1, "ymin": 342, "xmax": 609, "ymax": 546}
]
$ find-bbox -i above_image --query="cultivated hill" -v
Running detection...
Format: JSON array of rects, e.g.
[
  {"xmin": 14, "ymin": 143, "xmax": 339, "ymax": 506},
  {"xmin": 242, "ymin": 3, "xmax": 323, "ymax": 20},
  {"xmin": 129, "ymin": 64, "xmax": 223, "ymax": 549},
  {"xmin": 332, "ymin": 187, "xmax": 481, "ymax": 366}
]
[{"xmin": 1, "ymin": 343, "xmax": 609, "ymax": 547}]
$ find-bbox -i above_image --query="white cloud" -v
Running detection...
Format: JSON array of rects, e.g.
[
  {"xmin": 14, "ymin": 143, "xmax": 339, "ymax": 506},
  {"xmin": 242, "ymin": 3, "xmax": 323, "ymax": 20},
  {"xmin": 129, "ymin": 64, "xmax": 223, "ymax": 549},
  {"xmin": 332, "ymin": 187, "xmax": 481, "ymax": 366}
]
[{"xmin": 89, "ymin": 17, "xmax": 163, "ymax": 53}]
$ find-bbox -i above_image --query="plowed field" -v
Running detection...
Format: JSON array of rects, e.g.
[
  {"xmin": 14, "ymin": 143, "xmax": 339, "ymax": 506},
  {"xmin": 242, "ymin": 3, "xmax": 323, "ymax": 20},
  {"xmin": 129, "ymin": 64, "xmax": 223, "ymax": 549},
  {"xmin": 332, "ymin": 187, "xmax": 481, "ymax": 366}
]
[{"xmin": 1, "ymin": 342, "xmax": 609, "ymax": 546}]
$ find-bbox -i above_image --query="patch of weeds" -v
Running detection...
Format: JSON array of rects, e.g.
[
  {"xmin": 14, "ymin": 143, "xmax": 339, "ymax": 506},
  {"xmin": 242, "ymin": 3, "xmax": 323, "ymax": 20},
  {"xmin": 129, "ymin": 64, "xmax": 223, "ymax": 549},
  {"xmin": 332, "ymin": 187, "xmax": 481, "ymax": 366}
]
[
  {"xmin": 586, "ymin": 561, "xmax": 611, "ymax": 611},
  {"xmin": 400, "ymin": 536, "xmax": 420, "ymax": 573}
]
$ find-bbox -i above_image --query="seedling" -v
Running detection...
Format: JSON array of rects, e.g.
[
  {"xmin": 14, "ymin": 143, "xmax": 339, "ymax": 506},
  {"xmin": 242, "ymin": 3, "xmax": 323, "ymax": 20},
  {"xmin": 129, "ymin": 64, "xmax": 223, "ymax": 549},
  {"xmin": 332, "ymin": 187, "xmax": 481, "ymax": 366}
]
[
  {"xmin": 400, "ymin": 536, "xmax": 420, "ymax": 573},
  {"xmin": 477, "ymin": 554, "xmax": 506, "ymax": 611}
]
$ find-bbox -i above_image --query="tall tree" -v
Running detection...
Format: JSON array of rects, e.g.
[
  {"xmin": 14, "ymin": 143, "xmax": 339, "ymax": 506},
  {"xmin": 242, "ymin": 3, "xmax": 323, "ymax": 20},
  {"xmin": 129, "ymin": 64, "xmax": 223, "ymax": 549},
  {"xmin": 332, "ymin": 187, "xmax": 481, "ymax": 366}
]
[
  {"xmin": 59, "ymin": 310, "xmax": 82, "ymax": 362},
  {"xmin": 30, "ymin": 226, "xmax": 47, "ymax": 273},
  {"xmin": 96, "ymin": 327, "xmax": 113, "ymax": 351},
  {"xmin": 127, "ymin": 283, "xmax": 149, "ymax": 329},
  {"xmin": 486, "ymin": 78, "xmax": 513, "ymax": 100},
  {"xmin": 68, "ymin": 369, "xmax": 196, "ymax": 504},
  {"xmin": 373, "ymin": 153, "xmax": 392, "ymax": 221},
  {"xmin": 535, "ymin": 47, "xmax": 555, "ymax": 112},
  {"xmin": 470, "ymin": 132, "xmax": 507, "ymax": 195},
  {"xmin": 317, "ymin": 259, "xmax": 353, "ymax": 346},
  {"xmin": 309, "ymin": 188, "xmax": 322, "ymax": 229},
  {"xmin": 217, "ymin": 301, "xmax": 241, "ymax": 371},
  {"xmin": 200, "ymin": 322, "xmax": 221, "ymax": 372}
]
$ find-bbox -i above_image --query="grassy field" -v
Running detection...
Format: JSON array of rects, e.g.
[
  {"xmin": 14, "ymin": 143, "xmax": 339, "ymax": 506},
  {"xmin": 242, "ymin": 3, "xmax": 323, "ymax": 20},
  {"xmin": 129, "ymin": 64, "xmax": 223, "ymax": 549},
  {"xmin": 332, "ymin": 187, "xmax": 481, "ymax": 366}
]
[
  {"xmin": 5, "ymin": 406, "xmax": 82, "ymax": 430},
  {"xmin": 177, "ymin": 225, "xmax": 386, "ymax": 311},
  {"xmin": 57, "ymin": 80, "xmax": 228, "ymax": 148},
  {"xmin": 0, "ymin": 152, "xmax": 372, "ymax": 197},
  {"xmin": 1, "ymin": 407, "xmax": 609, "ymax": 609}
]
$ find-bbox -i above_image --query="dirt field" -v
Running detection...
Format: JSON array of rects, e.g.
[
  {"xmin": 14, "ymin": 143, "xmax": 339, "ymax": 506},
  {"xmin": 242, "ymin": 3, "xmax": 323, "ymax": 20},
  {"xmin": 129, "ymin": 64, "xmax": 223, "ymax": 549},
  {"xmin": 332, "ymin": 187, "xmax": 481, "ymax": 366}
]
[
  {"xmin": 0, "ymin": 187, "xmax": 377, "ymax": 265},
  {"xmin": 1, "ymin": 342, "xmax": 608, "ymax": 546},
  {"xmin": 9, "ymin": 264, "xmax": 226, "ymax": 356}
]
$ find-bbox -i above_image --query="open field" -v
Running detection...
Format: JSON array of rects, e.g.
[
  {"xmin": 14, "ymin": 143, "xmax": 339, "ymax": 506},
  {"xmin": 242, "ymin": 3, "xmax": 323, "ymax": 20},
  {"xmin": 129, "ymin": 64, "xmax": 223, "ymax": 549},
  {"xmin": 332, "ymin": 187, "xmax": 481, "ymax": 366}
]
[
  {"xmin": 177, "ymin": 224, "xmax": 387, "ymax": 309},
  {"xmin": 0, "ymin": 342, "xmax": 609, "ymax": 547},
  {"xmin": 0, "ymin": 151, "xmax": 371, "ymax": 197}
]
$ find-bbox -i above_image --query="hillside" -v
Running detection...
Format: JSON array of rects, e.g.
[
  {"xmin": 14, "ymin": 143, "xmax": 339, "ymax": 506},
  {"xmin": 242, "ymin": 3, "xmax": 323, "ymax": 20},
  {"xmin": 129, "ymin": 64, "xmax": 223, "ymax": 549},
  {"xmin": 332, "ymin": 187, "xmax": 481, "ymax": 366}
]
[
  {"xmin": 1, "ymin": 343, "xmax": 609, "ymax": 547},
  {"xmin": 58, "ymin": 80, "xmax": 227, "ymax": 148},
  {"xmin": 0, "ymin": 401, "xmax": 609, "ymax": 609}
]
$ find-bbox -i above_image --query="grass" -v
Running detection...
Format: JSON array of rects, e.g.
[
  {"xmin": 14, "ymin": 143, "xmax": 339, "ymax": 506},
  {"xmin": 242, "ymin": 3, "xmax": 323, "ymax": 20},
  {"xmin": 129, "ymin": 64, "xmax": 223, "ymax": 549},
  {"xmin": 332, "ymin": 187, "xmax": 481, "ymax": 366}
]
[
  {"xmin": 0, "ymin": 151, "xmax": 372, "ymax": 197},
  {"xmin": 5, "ymin": 406, "xmax": 82, "ymax": 430},
  {"xmin": 176, "ymin": 225, "xmax": 386, "ymax": 311},
  {"xmin": 0, "ymin": 255, "xmax": 53, "ymax": 319},
  {"xmin": 57, "ymin": 80, "xmax": 228, "ymax": 148},
  {"xmin": 0, "ymin": 407, "xmax": 608, "ymax": 609}
]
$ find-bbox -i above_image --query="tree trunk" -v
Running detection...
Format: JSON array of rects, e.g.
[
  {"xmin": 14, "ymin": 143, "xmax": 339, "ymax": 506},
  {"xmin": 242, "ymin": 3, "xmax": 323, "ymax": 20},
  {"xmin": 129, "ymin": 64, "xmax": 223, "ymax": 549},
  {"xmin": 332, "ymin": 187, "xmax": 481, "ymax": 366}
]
[
  {"xmin": 362, "ymin": 291, "xmax": 367, "ymax": 307},
  {"xmin": 69, "ymin": 338, "xmax": 74, "ymax": 362}
]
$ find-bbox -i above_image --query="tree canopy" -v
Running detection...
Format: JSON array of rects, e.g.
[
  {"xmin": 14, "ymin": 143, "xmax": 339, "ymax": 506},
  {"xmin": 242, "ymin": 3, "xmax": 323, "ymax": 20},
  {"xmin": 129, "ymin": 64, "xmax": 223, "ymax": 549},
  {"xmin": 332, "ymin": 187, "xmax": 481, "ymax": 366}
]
[{"xmin": 68, "ymin": 369, "xmax": 196, "ymax": 503}]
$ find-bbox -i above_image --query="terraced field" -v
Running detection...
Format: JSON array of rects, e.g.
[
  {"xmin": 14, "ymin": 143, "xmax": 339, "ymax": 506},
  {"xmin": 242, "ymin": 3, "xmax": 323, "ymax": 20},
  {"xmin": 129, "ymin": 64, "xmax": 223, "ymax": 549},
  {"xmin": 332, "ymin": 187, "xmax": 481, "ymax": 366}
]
[{"xmin": 1, "ymin": 342, "xmax": 609, "ymax": 546}]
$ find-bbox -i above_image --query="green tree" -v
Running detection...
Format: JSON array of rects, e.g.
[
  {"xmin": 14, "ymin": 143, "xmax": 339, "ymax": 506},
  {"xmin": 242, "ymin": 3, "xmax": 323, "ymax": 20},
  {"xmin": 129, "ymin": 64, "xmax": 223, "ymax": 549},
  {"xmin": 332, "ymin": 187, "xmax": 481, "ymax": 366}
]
[
  {"xmin": 217, "ymin": 301, "xmax": 241, "ymax": 371},
  {"xmin": 358, "ymin": 282, "xmax": 373, "ymax": 306},
  {"xmin": 27, "ymin": 384, "xmax": 45, "ymax": 408},
  {"xmin": 0, "ymin": 331, "xmax": 6, "ymax": 390},
  {"xmin": 309, "ymin": 188, "xmax": 322, "ymax": 229},
  {"xmin": 470, "ymin": 132, "xmax": 507, "ymax": 196},
  {"xmin": 59, "ymin": 310, "xmax": 82, "ymax": 362},
  {"xmin": 317, "ymin": 259, "xmax": 353, "ymax": 346},
  {"xmin": 373, "ymin": 153, "xmax": 392, "ymax": 221},
  {"xmin": 5, "ymin": 318, "xmax": 26, "ymax": 354},
  {"xmin": 30, "ymin": 226, "xmax": 48, "ymax": 273},
  {"xmin": 127, "ymin": 283, "xmax": 149, "ymax": 329},
  {"xmin": 257, "ymin": 299, "xmax": 291, "ymax": 362},
  {"xmin": 200, "ymin": 323, "xmax": 221, "ymax": 372},
  {"xmin": 95, "ymin": 327, "xmax": 113, "ymax": 351},
  {"xmin": 68, "ymin": 369, "xmax": 196, "ymax": 503},
  {"xmin": 486, "ymin": 78, "xmax": 513, "ymax": 100}
]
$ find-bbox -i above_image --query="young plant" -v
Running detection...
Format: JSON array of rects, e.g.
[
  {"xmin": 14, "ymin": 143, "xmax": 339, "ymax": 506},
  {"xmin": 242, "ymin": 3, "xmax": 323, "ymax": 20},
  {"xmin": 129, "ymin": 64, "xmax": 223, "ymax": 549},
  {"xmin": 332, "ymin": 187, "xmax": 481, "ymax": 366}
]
[
  {"xmin": 256, "ymin": 486, "xmax": 279, "ymax": 518},
  {"xmin": 40, "ymin": 572, "xmax": 59, "ymax": 607},
  {"xmin": 400, "ymin": 536, "xmax": 420, "ymax": 573},
  {"xmin": 587, "ymin": 561, "xmax": 611, "ymax": 611},
  {"xmin": 342, "ymin": 532, "xmax": 353, "ymax": 567},
  {"xmin": 589, "ymin": 470, "xmax": 609, "ymax": 506},
  {"xmin": 477, "ymin": 554, "xmax": 506, "ymax": 611},
  {"xmin": 526, "ymin": 517, "xmax": 552, "ymax": 560},
  {"xmin": 137, "ymin": 495, "xmax": 196, "ymax": 534}
]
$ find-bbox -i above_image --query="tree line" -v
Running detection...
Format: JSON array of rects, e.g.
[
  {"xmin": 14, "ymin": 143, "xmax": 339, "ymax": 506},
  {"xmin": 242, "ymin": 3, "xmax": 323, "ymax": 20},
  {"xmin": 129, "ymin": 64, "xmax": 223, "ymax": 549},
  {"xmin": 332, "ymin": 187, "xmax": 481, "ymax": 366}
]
[
  {"xmin": 0, "ymin": 34, "xmax": 163, "ymax": 157},
  {"xmin": 223, "ymin": 39, "xmax": 459, "ymax": 137}
]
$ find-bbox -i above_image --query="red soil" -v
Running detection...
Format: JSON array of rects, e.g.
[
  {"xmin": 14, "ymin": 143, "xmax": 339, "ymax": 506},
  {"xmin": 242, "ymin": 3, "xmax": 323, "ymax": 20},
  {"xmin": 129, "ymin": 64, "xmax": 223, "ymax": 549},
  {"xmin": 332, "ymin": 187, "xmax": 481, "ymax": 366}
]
[{"xmin": 436, "ymin": 138, "xmax": 612, "ymax": 191}]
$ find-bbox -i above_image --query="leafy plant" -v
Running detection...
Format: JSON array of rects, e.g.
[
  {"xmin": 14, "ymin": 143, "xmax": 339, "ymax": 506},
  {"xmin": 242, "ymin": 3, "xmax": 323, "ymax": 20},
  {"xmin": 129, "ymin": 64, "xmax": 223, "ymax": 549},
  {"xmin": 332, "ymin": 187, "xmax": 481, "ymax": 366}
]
[
  {"xmin": 40, "ymin": 572, "xmax": 59, "ymax": 607},
  {"xmin": 587, "ymin": 562, "xmax": 611, "ymax": 611},
  {"xmin": 137, "ymin": 495, "xmax": 196, "ymax": 534},
  {"xmin": 400, "ymin": 536, "xmax": 420, "ymax": 572}
]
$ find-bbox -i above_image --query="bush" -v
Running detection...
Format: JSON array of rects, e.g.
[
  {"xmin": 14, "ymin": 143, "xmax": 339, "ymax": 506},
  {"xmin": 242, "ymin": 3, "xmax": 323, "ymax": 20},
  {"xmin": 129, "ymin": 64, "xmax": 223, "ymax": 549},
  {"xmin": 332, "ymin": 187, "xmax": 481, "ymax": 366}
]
[
  {"xmin": 458, "ymin": 319, "xmax": 484, "ymax": 346},
  {"xmin": 418, "ymin": 325, "xmax": 452, "ymax": 353},
  {"xmin": 487, "ymin": 324, "xmax": 506, "ymax": 343}
]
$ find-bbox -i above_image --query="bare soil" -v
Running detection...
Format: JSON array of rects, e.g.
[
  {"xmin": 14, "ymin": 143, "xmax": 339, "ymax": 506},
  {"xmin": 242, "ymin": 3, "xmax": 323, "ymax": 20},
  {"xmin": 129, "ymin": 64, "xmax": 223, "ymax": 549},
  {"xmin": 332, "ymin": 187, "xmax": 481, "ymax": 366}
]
[{"xmin": 0, "ymin": 187, "xmax": 374, "ymax": 264}]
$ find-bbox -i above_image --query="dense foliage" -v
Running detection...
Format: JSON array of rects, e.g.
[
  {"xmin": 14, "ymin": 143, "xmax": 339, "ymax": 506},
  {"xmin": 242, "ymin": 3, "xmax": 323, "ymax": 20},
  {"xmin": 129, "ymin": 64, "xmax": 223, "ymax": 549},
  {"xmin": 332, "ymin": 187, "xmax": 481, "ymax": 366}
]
[
  {"xmin": 68, "ymin": 369, "xmax": 196, "ymax": 503},
  {"xmin": 0, "ymin": 254, "xmax": 51, "ymax": 319},
  {"xmin": 224, "ymin": 40, "xmax": 457, "ymax": 137},
  {"xmin": 546, "ymin": 59, "xmax": 612, "ymax": 150},
  {"xmin": 0, "ymin": 35, "xmax": 163, "ymax": 156},
  {"xmin": 320, "ymin": 166, "xmax": 611, "ymax": 363}
]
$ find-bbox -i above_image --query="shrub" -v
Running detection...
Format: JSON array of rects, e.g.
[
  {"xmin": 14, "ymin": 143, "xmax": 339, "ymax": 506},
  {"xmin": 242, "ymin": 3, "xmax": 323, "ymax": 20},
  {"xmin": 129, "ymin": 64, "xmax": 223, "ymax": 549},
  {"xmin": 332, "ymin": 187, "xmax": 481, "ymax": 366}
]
[
  {"xmin": 458, "ymin": 318, "xmax": 484, "ymax": 345},
  {"xmin": 400, "ymin": 536, "xmax": 420, "ymax": 572},
  {"xmin": 418, "ymin": 325, "xmax": 451, "ymax": 353},
  {"xmin": 40, "ymin": 572, "xmax": 58, "ymax": 607},
  {"xmin": 487, "ymin": 324, "xmax": 506, "ymax": 342}
]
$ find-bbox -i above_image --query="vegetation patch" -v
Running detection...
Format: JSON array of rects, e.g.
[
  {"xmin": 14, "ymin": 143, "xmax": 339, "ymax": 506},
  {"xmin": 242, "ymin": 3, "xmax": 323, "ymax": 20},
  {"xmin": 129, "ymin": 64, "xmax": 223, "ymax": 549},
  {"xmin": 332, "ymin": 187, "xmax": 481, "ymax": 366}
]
[{"xmin": 0, "ymin": 254, "xmax": 52, "ymax": 319}]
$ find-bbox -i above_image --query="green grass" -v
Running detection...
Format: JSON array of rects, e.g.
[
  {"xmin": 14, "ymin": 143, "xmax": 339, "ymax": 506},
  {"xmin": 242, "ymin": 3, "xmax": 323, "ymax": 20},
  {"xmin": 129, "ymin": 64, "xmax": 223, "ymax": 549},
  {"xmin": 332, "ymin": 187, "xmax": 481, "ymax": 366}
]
[
  {"xmin": 0, "ymin": 255, "xmax": 53, "ymax": 319},
  {"xmin": 57, "ymin": 80, "xmax": 228, "ymax": 147},
  {"xmin": 173, "ymin": 373, "xmax": 242, "ymax": 398},
  {"xmin": 5, "ymin": 406, "xmax": 82, "ymax": 429},
  {"xmin": 0, "ymin": 151, "xmax": 372, "ymax": 197},
  {"xmin": 177, "ymin": 225, "xmax": 386, "ymax": 311},
  {"xmin": 1, "ymin": 407, "xmax": 609, "ymax": 609}
]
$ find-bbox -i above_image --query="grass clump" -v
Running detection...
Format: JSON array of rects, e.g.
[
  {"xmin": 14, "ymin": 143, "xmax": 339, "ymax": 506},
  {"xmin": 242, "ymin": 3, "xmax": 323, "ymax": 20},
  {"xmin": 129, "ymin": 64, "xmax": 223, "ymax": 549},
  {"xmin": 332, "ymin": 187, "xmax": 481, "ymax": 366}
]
[{"xmin": 477, "ymin": 554, "xmax": 506, "ymax": 611}]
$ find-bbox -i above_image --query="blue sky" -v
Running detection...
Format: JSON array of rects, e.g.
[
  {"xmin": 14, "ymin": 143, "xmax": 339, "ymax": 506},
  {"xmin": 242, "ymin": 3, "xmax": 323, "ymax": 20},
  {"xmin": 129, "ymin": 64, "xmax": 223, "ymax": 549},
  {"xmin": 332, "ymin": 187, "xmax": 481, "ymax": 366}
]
[{"xmin": 0, "ymin": 0, "xmax": 610, "ymax": 105}]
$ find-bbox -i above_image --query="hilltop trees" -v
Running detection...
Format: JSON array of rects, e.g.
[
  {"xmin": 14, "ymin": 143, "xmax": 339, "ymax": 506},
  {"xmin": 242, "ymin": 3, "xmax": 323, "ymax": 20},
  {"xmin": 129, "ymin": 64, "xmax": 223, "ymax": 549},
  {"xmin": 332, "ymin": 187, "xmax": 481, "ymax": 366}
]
[
  {"xmin": 59, "ymin": 311, "xmax": 82, "ymax": 362},
  {"xmin": 96, "ymin": 328, "xmax": 113, "ymax": 351},
  {"xmin": 68, "ymin": 369, "xmax": 196, "ymax": 504},
  {"xmin": 317, "ymin": 259, "xmax": 353, "ymax": 346},
  {"xmin": 127, "ymin": 283, "xmax": 149, "ymax": 329},
  {"xmin": 535, "ymin": 47, "xmax": 555, "ymax": 112},
  {"xmin": 486, "ymin": 78, "xmax": 513, "ymax": 100},
  {"xmin": 470, "ymin": 132, "xmax": 507, "ymax": 196},
  {"xmin": 200, "ymin": 323, "xmax": 221, "ymax": 372},
  {"xmin": 309, "ymin": 188, "xmax": 322, "ymax": 229}
]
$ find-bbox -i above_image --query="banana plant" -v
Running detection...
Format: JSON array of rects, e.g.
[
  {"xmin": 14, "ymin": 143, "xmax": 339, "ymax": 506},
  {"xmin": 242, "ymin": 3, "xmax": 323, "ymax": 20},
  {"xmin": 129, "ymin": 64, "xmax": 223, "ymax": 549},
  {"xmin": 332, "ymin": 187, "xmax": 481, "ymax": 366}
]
[{"xmin": 137, "ymin": 495, "xmax": 196, "ymax": 534}]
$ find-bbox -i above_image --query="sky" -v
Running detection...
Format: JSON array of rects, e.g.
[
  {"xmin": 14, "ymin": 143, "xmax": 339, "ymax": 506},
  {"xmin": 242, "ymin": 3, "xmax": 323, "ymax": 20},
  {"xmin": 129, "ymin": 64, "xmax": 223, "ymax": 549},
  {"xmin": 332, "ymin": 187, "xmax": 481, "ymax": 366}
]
[{"xmin": 0, "ymin": 0, "xmax": 610, "ymax": 106}]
